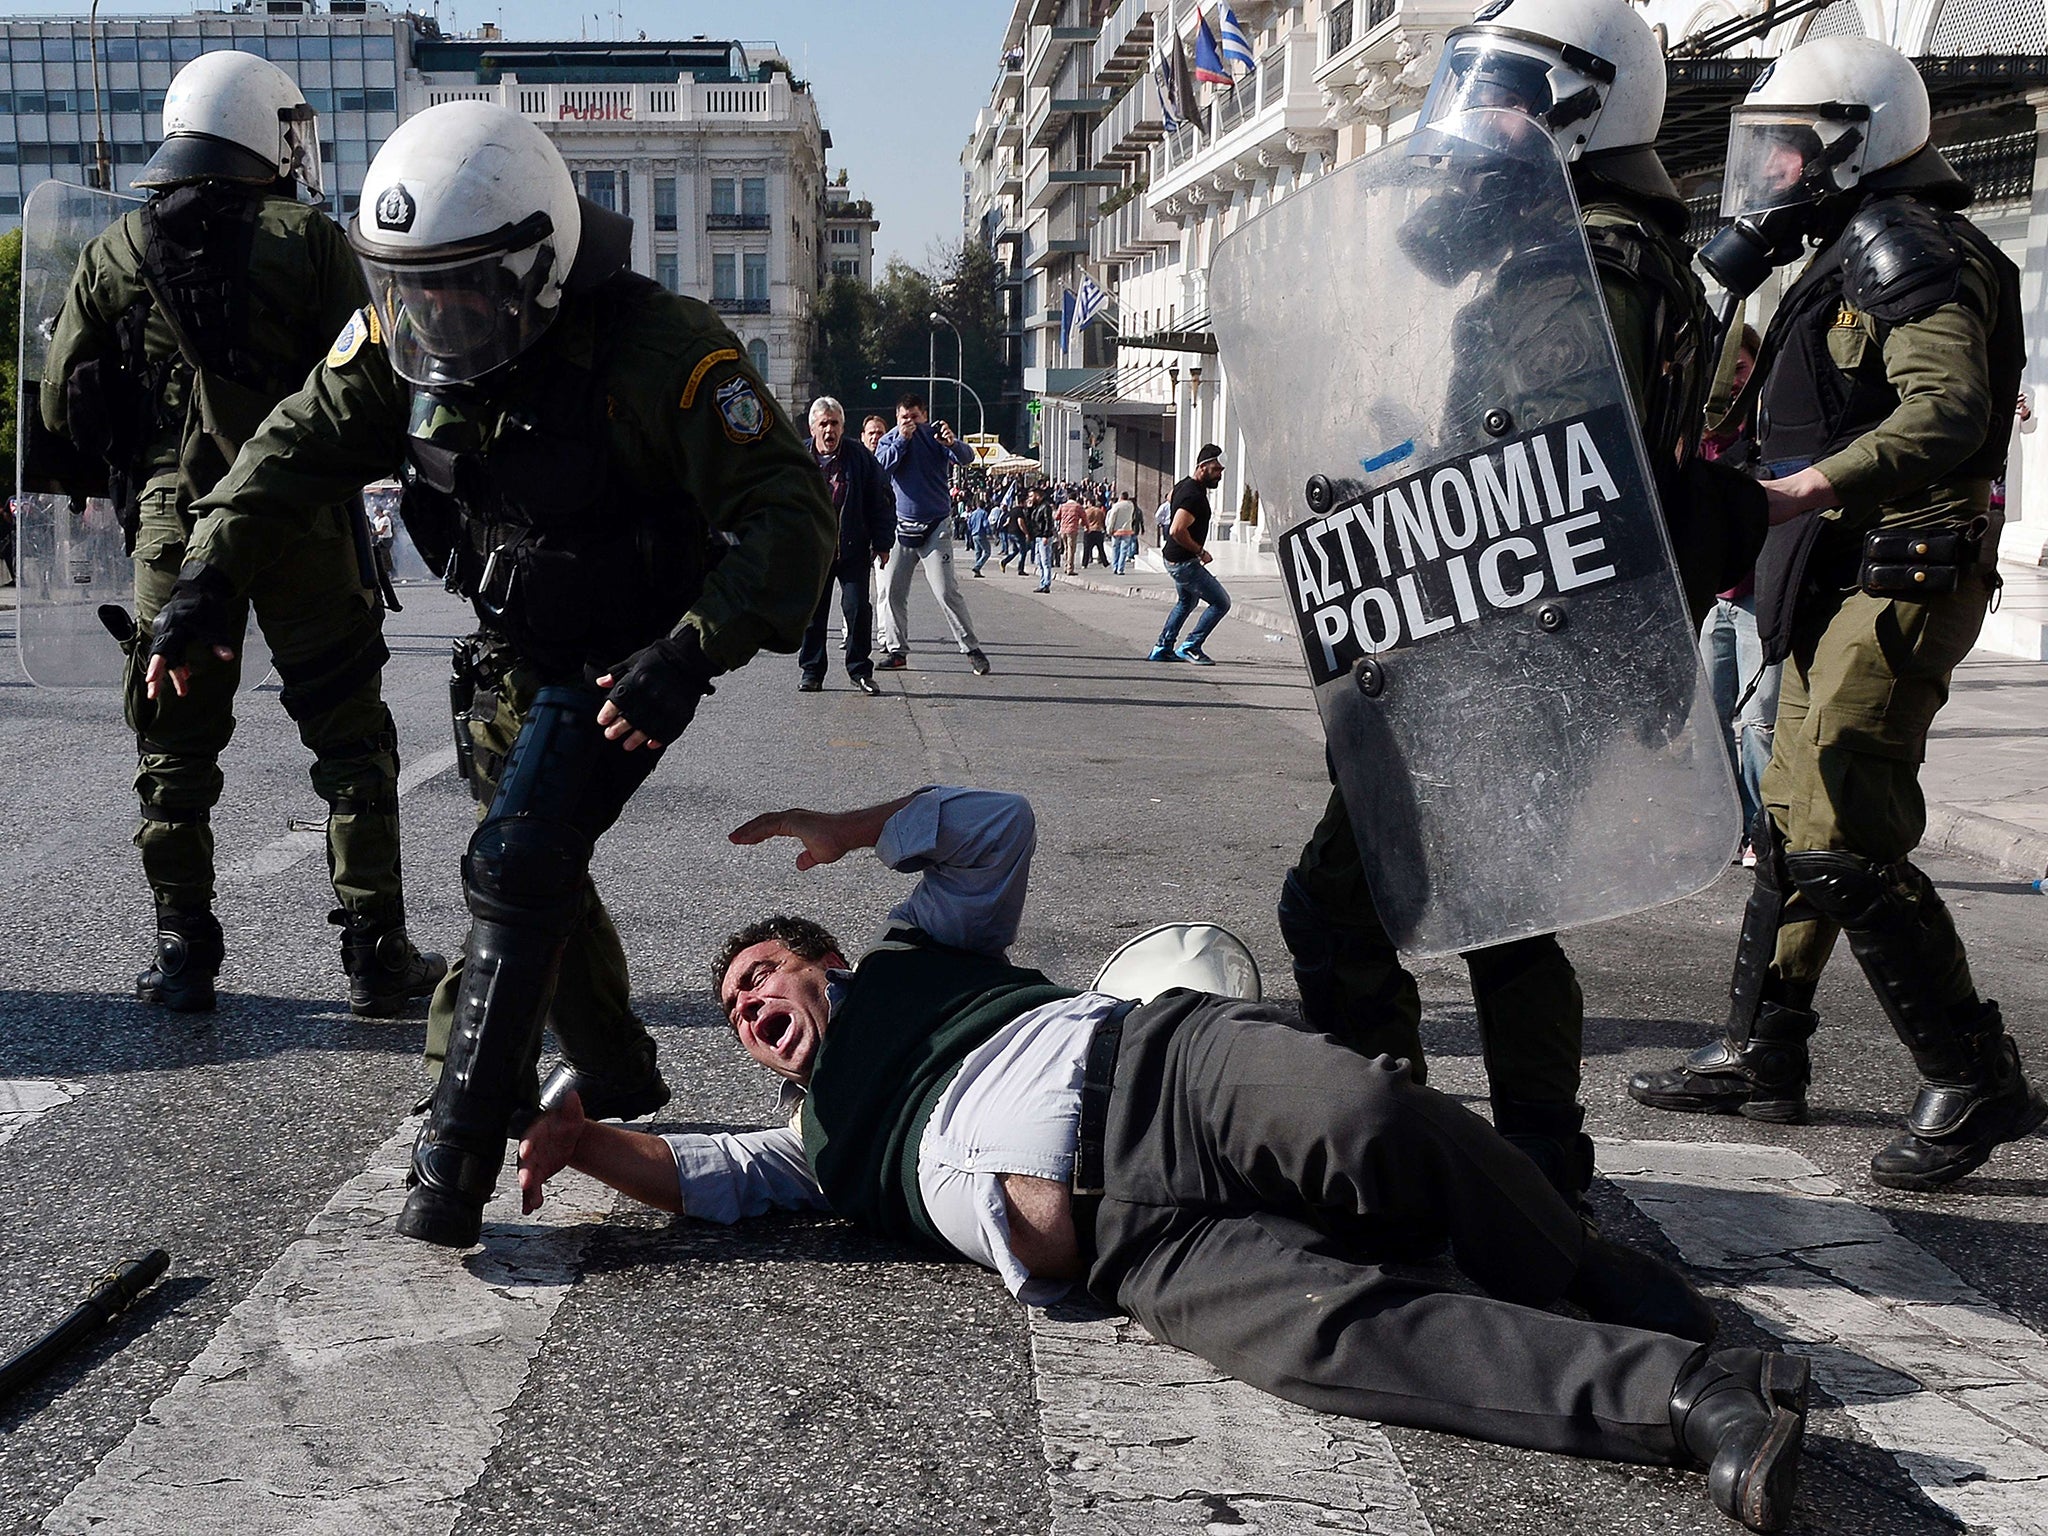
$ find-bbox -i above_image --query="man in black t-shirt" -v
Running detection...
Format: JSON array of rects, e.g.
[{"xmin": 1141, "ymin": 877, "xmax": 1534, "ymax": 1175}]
[{"xmin": 1148, "ymin": 444, "xmax": 1233, "ymax": 664}]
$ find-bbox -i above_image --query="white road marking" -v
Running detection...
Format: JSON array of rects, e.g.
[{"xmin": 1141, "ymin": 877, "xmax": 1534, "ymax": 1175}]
[
  {"xmin": 44, "ymin": 1116, "xmax": 614, "ymax": 1536},
  {"xmin": 0, "ymin": 1079, "xmax": 82, "ymax": 1151},
  {"xmin": 1600, "ymin": 1138, "xmax": 2048, "ymax": 1536},
  {"xmin": 218, "ymin": 744, "xmax": 460, "ymax": 886},
  {"xmin": 1031, "ymin": 1308, "xmax": 1434, "ymax": 1536}
]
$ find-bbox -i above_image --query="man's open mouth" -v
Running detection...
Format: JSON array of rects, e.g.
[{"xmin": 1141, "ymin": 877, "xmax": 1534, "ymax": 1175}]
[{"xmin": 758, "ymin": 1012, "xmax": 792, "ymax": 1051}]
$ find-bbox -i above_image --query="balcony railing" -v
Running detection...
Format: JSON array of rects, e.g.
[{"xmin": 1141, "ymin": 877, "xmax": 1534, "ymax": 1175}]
[
  {"xmin": 1093, "ymin": 74, "xmax": 1165, "ymax": 166},
  {"xmin": 1094, "ymin": 0, "xmax": 1156, "ymax": 85},
  {"xmin": 427, "ymin": 77, "xmax": 793, "ymax": 124},
  {"xmin": 712, "ymin": 296, "xmax": 771, "ymax": 314},
  {"xmin": 707, "ymin": 212, "xmax": 771, "ymax": 230}
]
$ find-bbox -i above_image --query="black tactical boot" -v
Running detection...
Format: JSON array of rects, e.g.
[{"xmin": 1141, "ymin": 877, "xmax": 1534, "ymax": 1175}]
[
  {"xmin": 1670, "ymin": 1347, "xmax": 1809, "ymax": 1533},
  {"xmin": 1869, "ymin": 1006, "xmax": 2048, "ymax": 1191},
  {"xmin": 338, "ymin": 912, "xmax": 448, "ymax": 1019},
  {"xmin": 1492, "ymin": 1097, "xmax": 1596, "ymax": 1205},
  {"xmin": 136, "ymin": 908, "xmax": 224, "ymax": 1013},
  {"xmin": 538, "ymin": 1049, "xmax": 671, "ymax": 1123},
  {"xmin": 1566, "ymin": 1225, "xmax": 1718, "ymax": 1344},
  {"xmin": 1628, "ymin": 1004, "xmax": 1818, "ymax": 1123}
]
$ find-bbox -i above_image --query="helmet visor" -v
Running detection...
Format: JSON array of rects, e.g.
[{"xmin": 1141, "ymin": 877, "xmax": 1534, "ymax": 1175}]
[
  {"xmin": 280, "ymin": 105, "xmax": 322, "ymax": 198},
  {"xmin": 1719, "ymin": 106, "xmax": 1867, "ymax": 218},
  {"xmin": 1415, "ymin": 28, "xmax": 1614, "ymax": 162},
  {"xmin": 360, "ymin": 247, "xmax": 557, "ymax": 386}
]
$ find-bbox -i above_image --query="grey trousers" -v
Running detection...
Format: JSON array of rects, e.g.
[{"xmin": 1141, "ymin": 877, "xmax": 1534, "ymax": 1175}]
[
  {"xmin": 876, "ymin": 527, "xmax": 980, "ymax": 655},
  {"xmin": 1086, "ymin": 992, "xmax": 1699, "ymax": 1464}
]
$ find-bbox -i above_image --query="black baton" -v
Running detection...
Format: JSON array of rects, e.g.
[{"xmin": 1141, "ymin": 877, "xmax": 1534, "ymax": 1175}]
[{"xmin": 0, "ymin": 1249, "xmax": 171, "ymax": 1402}]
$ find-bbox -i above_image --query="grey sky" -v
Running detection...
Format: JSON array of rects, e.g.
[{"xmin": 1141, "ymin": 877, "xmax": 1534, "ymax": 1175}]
[{"xmin": 44, "ymin": 0, "xmax": 1009, "ymax": 269}]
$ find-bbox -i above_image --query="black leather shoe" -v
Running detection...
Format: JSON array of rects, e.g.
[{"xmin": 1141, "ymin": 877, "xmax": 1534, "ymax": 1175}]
[
  {"xmin": 136, "ymin": 909, "xmax": 224, "ymax": 1013},
  {"xmin": 798, "ymin": 675, "xmax": 824, "ymax": 693},
  {"xmin": 1566, "ymin": 1227, "xmax": 1718, "ymax": 1344},
  {"xmin": 538, "ymin": 1059, "xmax": 671, "ymax": 1122},
  {"xmin": 1628, "ymin": 1004, "xmax": 1817, "ymax": 1124},
  {"xmin": 877, "ymin": 651, "xmax": 908, "ymax": 670},
  {"xmin": 1869, "ymin": 1032, "xmax": 2048, "ymax": 1190},
  {"xmin": 968, "ymin": 648, "xmax": 991, "ymax": 676},
  {"xmin": 340, "ymin": 917, "xmax": 447, "ymax": 1018},
  {"xmin": 854, "ymin": 675, "xmax": 882, "ymax": 697},
  {"xmin": 1671, "ymin": 1347, "xmax": 1809, "ymax": 1533}
]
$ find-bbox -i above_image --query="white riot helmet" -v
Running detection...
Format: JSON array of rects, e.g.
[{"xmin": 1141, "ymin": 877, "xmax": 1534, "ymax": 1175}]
[
  {"xmin": 1092, "ymin": 923, "xmax": 1263, "ymax": 1006},
  {"xmin": 348, "ymin": 101, "xmax": 582, "ymax": 388},
  {"xmin": 1416, "ymin": 0, "xmax": 1667, "ymax": 164},
  {"xmin": 1719, "ymin": 37, "xmax": 1930, "ymax": 223},
  {"xmin": 135, "ymin": 50, "xmax": 322, "ymax": 196}
]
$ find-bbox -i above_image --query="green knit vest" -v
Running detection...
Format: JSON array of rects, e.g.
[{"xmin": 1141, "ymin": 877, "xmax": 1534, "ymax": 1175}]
[{"xmin": 800, "ymin": 940, "xmax": 1076, "ymax": 1248}]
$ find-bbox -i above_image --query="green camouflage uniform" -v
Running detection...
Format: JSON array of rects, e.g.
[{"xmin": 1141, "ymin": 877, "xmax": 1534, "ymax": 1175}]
[
  {"xmin": 183, "ymin": 280, "xmax": 836, "ymax": 1086},
  {"xmin": 40, "ymin": 192, "xmax": 398, "ymax": 926}
]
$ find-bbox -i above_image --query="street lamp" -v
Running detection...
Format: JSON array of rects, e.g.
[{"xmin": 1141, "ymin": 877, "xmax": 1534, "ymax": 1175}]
[{"xmin": 930, "ymin": 311, "xmax": 964, "ymax": 433}]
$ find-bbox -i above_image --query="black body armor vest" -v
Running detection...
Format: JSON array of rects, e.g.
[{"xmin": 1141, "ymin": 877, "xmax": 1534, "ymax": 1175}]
[
  {"xmin": 1758, "ymin": 200, "xmax": 2023, "ymax": 479},
  {"xmin": 399, "ymin": 272, "xmax": 713, "ymax": 675}
]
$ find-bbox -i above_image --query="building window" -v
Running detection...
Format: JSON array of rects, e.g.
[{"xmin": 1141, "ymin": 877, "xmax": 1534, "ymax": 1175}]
[
  {"xmin": 711, "ymin": 177, "xmax": 736, "ymax": 216},
  {"xmin": 654, "ymin": 174, "xmax": 677, "ymax": 231},
  {"xmin": 743, "ymin": 251, "xmax": 768, "ymax": 302},
  {"xmin": 713, "ymin": 252, "xmax": 737, "ymax": 301},
  {"xmin": 586, "ymin": 169, "xmax": 618, "ymax": 212},
  {"xmin": 741, "ymin": 176, "xmax": 767, "ymax": 217},
  {"xmin": 747, "ymin": 338, "xmax": 770, "ymax": 376},
  {"xmin": 656, "ymin": 251, "xmax": 680, "ymax": 292}
]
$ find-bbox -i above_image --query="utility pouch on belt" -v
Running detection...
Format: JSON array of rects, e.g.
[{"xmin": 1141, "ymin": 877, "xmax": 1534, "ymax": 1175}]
[
  {"xmin": 448, "ymin": 637, "xmax": 485, "ymax": 799},
  {"xmin": 1859, "ymin": 518, "xmax": 1985, "ymax": 600}
]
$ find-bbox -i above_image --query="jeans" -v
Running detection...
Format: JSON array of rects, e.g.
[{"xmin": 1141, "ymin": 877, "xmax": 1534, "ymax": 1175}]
[
  {"xmin": 998, "ymin": 532, "xmax": 1024, "ymax": 569},
  {"xmin": 1157, "ymin": 559, "xmax": 1231, "ymax": 652},
  {"xmin": 970, "ymin": 532, "xmax": 993, "ymax": 573},
  {"xmin": 1033, "ymin": 536, "xmax": 1057, "ymax": 588},
  {"xmin": 1698, "ymin": 592, "xmax": 1780, "ymax": 833},
  {"xmin": 1110, "ymin": 534, "xmax": 1137, "ymax": 574}
]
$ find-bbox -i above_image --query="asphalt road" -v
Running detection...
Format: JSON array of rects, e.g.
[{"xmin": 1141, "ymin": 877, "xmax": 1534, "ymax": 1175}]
[{"xmin": 2, "ymin": 571, "xmax": 2043, "ymax": 1536}]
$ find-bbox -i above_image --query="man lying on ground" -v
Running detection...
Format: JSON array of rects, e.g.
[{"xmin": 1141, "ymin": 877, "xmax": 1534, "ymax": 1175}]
[{"xmin": 518, "ymin": 786, "xmax": 1812, "ymax": 1533}]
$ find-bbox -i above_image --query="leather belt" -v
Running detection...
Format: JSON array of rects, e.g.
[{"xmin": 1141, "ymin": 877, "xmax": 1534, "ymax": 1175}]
[{"xmin": 1071, "ymin": 999, "xmax": 1137, "ymax": 1271}]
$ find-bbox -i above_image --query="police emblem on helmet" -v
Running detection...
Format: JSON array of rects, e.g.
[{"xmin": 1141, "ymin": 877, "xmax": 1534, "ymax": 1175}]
[{"xmin": 377, "ymin": 183, "xmax": 416, "ymax": 232}]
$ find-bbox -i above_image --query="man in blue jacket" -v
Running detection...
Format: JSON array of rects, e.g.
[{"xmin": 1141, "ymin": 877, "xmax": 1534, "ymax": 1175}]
[
  {"xmin": 873, "ymin": 394, "xmax": 990, "ymax": 675},
  {"xmin": 798, "ymin": 396, "xmax": 893, "ymax": 695}
]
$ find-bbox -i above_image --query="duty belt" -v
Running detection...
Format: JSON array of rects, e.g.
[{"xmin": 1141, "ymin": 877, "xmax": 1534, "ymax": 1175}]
[{"xmin": 1071, "ymin": 998, "xmax": 1139, "ymax": 1271}]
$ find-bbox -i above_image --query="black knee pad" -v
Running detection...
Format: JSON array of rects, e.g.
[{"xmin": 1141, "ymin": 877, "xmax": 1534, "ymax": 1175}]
[
  {"xmin": 1783, "ymin": 849, "xmax": 1899, "ymax": 930},
  {"xmin": 462, "ymin": 815, "xmax": 591, "ymax": 930}
]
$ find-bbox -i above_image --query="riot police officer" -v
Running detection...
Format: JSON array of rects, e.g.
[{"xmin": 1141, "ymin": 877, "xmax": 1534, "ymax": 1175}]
[
  {"xmin": 40, "ymin": 50, "xmax": 442, "ymax": 1017},
  {"xmin": 147, "ymin": 102, "xmax": 837, "ymax": 1247},
  {"xmin": 1629, "ymin": 38, "xmax": 2045, "ymax": 1187},
  {"xmin": 1277, "ymin": 0, "xmax": 1733, "ymax": 1200}
]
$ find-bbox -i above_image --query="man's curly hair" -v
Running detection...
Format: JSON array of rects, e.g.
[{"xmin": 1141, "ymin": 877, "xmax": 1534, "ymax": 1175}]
[{"xmin": 712, "ymin": 915, "xmax": 844, "ymax": 1021}]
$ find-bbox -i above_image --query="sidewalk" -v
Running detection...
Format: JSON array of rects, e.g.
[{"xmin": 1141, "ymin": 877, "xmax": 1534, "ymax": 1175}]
[{"xmin": 1063, "ymin": 549, "xmax": 2048, "ymax": 880}]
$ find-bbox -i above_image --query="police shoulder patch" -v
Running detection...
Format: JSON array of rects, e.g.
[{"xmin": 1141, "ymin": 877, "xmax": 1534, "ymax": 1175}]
[
  {"xmin": 327, "ymin": 308, "xmax": 373, "ymax": 368},
  {"xmin": 713, "ymin": 373, "xmax": 770, "ymax": 443}
]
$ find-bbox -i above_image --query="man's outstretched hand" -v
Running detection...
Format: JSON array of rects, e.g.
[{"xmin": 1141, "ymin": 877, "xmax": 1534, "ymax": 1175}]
[
  {"xmin": 729, "ymin": 793, "xmax": 917, "ymax": 871},
  {"xmin": 518, "ymin": 1089, "xmax": 587, "ymax": 1214}
]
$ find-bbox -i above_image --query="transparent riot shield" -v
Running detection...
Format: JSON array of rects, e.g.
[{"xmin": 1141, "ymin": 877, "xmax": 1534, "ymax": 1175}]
[
  {"xmin": 15, "ymin": 180, "xmax": 270, "ymax": 688},
  {"xmin": 1211, "ymin": 117, "xmax": 1738, "ymax": 957}
]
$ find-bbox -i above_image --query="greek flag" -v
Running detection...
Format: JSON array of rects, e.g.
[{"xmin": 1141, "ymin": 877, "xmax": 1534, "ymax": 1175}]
[
  {"xmin": 1076, "ymin": 274, "xmax": 1111, "ymax": 329},
  {"xmin": 1219, "ymin": 6, "xmax": 1258, "ymax": 81}
]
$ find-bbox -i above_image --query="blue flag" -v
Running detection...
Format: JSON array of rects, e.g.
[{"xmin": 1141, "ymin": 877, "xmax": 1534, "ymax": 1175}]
[
  {"xmin": 1193, "ymin": 8, "xmax": 1233, "ymax": 86},
  {"xmin": 1060, "ymin": 287, "xmax": 1078, "ymax": 356}
]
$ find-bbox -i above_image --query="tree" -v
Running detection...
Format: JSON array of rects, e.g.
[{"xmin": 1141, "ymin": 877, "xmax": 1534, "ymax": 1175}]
[
  {"xmin": 809, "ymin": 238, "xmax": 1013, "ymax": 441},
  {"xmin": 0, "ymin": 226, "xmax": 21, "ymax": 493}
]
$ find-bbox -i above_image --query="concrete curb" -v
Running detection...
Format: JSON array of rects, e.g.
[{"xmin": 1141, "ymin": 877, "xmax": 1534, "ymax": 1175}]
[
  {"xmin": 1923, "ymin": 804, "xmax": 2048, "ymax": 881},
  {"xmin": 1058, "ymin": 568, "xmax": 2048, "ymax": 882}
]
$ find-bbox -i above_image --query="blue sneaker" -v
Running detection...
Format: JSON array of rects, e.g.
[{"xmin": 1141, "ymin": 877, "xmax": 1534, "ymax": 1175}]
[
  {"xmin": 1175, "ymin": 645, "xmax": 1215, "ymax": 666},
  {"xmin": 1148, "ymin": 644, "xmax": 1179, "ymax": 662}
]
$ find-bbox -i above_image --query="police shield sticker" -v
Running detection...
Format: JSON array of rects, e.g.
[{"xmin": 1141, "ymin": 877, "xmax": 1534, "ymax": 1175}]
[
  {"xmin": 327, "ymin": 308, "xmax": 371, "ymax": 368},
  {"xmin": 715, "ymin": 374, "xmax": 769, "ymax": 443}
]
